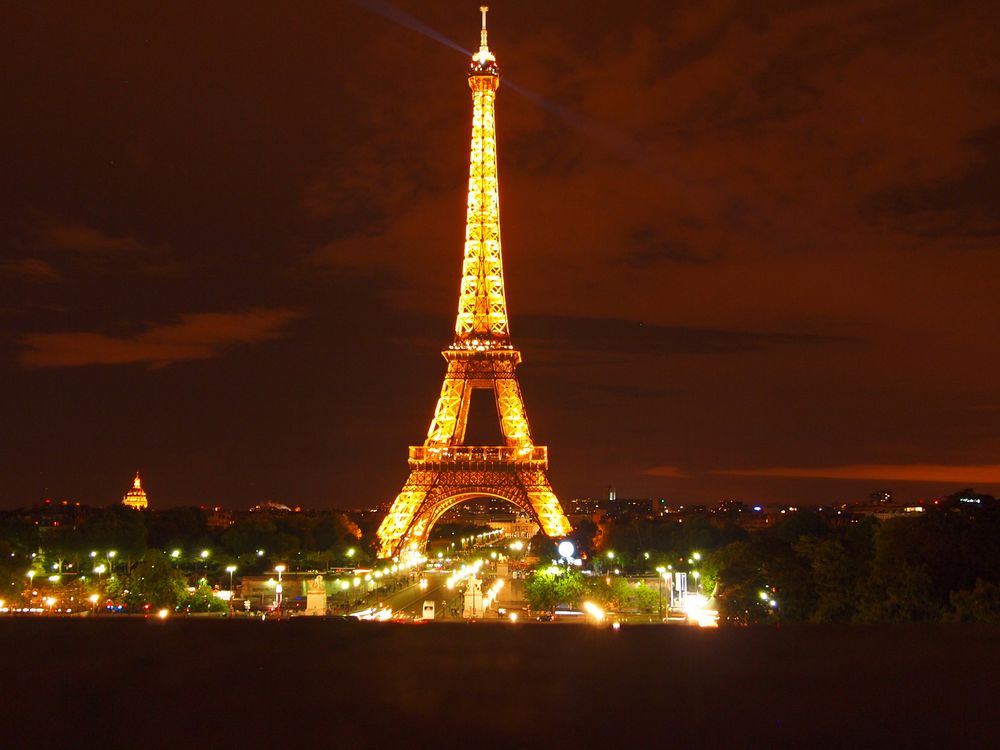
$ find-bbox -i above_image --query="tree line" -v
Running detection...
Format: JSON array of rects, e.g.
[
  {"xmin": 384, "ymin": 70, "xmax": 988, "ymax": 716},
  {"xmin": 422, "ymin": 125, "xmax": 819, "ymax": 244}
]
[{"xmin": 531, "ymin": 500, "xmax": 1000, "ymax": 624}]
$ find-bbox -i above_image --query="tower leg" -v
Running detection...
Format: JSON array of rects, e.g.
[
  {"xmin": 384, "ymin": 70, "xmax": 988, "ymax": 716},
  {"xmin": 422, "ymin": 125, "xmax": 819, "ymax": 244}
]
[
  {"xmin": 520, "ymin": 470, "xmax": 572, "ymax": 538},
  {"xmin": 376, "ymin": 470, "xmax": 438, "ymax": 559}
]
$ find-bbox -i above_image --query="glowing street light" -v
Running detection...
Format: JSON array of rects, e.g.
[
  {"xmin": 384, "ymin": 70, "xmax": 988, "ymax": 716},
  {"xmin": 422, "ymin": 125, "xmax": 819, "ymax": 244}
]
[
  {"xmin": 274, "ymin": 564, "xmax": 286, "ymax": 617},
  {"xmin": 226, "ymin": 565, "xmax": 237, "ymax": 591},
  {"xmin": 582, "ymin": 601, "xmax": 606, "ymax": 623},
  {"xmin": 170, "ymin": 549, "xmax": 181, "ymax": 559},
  {"xmin": 200, "ymin": 550, "xmax": 210, "ymax": 559}
]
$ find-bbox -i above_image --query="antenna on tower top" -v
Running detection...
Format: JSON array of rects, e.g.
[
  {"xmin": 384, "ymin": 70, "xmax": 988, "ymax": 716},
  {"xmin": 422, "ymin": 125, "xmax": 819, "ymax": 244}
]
[{"xmin": 480, "ymin": 6, "xmax": 489, "ymax": 50}]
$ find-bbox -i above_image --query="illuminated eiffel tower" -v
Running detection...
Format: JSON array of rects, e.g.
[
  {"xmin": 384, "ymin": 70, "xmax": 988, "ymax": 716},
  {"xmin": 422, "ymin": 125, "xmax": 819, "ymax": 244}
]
[{"xmin": 376, "ymin": 7, "xmax": 572, "ymax": 560}]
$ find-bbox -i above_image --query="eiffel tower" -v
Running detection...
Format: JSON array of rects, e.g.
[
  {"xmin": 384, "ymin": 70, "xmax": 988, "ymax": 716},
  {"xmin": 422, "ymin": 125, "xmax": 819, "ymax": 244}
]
[{"xmin": 376, "ymin": 7, "xmax": 572, "ymax": 560}]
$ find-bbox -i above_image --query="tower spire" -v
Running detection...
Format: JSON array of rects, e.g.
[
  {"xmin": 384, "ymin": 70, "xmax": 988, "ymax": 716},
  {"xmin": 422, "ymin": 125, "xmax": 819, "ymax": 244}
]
[
  {"xmin": 458, "ymin": 5, "xmax": 506, "ymax": 350},
  {"xmin": 480, "ymin": 5, "xmax": 489, "ymax": 53}
]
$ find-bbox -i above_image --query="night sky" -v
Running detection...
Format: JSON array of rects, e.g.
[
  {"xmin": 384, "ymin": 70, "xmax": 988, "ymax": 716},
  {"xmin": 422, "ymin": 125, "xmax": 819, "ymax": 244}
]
[{"xmin": 2, "ymin": 1, "xmax": 999, "ymax": 510}]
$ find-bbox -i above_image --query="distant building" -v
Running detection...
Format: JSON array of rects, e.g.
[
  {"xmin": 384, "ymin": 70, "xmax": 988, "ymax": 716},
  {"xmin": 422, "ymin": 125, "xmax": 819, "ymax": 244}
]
[
  {"xmin": 249, "ymin": 500, "xmax": 293, "ymax": 513},
  {"xmin": 570, "ymin": 496, "xmax": 654, "ymax": 518},
  {"xmin": 485, "ymin": 516, "xmax": 539, "ymax": 539},
  {"xmin": 204, "ymin": 506, "xmax": 234, "ymax": 528},
  {"xmin": 122, "ymin": 472, "xmax": 148, "ymax": 510},
  {"xmin": 870, "ymin": 489, "xmax": 893, "ymax": 504}
]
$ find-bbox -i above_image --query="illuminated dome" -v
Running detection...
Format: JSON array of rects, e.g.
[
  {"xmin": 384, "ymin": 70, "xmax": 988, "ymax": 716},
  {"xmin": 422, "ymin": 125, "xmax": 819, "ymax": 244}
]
[{"xmin": 122, "ymin": 472, "xmax": 148, "ymax": 510}]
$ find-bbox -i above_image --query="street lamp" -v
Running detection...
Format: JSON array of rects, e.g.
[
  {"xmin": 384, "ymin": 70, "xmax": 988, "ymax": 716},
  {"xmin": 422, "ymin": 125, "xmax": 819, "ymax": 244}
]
[
  {"xmin": 557, "ymin": 541, "xmax": 575, "ymax": 576},
  {"xmin": 275, "ymin": 564, "xmax": 286, "ymax": 618},
  {"xmin": 226, "ymin": 565, "xmax": 237, "ymax": 592},
  {"xmin": 107, "ymin": 550, "xmax": 117, "ymax": 576}
]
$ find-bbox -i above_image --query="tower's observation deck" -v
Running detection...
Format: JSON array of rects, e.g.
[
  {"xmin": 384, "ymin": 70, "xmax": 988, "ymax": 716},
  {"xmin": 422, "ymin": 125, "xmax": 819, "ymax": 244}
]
[{"xmin": 375, "ymin": 7, "xmax": 571, "ymax": 559}]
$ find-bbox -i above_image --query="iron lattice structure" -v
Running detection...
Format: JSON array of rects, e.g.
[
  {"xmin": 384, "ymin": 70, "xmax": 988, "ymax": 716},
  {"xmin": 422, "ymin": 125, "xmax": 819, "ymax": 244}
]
[{"xmin": 376, "ymin": 8, "xmax": 572, "ymax": 559}]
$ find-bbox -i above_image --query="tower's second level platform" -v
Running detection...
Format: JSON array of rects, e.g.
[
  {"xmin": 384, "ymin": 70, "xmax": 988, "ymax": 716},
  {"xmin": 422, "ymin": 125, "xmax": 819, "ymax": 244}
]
[{"xmin": 409, "ymin": 444, "xmax": 547, "ymax": 469}]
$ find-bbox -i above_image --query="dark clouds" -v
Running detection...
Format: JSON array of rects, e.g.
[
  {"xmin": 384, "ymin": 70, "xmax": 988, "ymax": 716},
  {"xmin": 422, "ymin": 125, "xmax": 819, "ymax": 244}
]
[
  {"xmin": 1, "ymin": 0, "xmax": 998, "ymax": 509},
  {"xmin": 19, "ymin": 308, "xmax": 302, "ymax": 368}
]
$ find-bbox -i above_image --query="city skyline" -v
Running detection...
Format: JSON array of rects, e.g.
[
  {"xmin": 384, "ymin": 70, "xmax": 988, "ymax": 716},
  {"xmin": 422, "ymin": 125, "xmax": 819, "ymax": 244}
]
[{"xmin": 3, "ymin": 1, "xmax": 999, "ymax": 510}]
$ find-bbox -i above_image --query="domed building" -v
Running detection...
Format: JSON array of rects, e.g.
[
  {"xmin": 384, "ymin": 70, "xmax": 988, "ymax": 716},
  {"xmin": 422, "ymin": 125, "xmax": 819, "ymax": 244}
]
[{"xmin": 122, "ymin": 472, "xmax": 149, "ymax": 510}]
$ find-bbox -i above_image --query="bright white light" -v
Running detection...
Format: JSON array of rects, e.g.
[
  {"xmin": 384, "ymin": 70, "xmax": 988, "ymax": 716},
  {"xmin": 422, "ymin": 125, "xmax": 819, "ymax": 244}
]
[
  {"xmin": 683, "ymin": 593, "xmax": 718, "ymax": 627},
  {"xmin": 157, "ymin": 608, "xmax": 169, "ymax": 619},
  {"xmin": 582, "ymin": 600, "xmax": 605, "ymax": 623},
  {"xmin": 557, "ymin": 541, "xmax": 575, "ymax": 559},
  {"xmin": 509, "ymin": 612, "xmax": 518, "ymax": 623}
]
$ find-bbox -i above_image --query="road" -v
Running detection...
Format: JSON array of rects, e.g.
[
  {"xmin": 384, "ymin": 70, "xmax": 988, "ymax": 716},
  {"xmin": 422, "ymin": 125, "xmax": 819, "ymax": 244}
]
[{"xmin": 360, "ymin": 571, "xmax": 464, "ymax": 620}]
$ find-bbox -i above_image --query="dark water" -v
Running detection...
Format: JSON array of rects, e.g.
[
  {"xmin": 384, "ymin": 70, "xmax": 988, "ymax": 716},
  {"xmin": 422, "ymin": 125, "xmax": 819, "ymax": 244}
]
[{"xmin": 3, "ymin": 619, "xmax": 996, "ymax": 748}]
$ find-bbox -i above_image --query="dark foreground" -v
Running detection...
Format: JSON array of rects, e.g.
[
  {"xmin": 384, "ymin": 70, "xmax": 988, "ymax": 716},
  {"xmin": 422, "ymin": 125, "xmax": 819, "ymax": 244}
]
[{"xmin": 3, "ymin": 619, "xmax": 996, "ymax": 749}]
